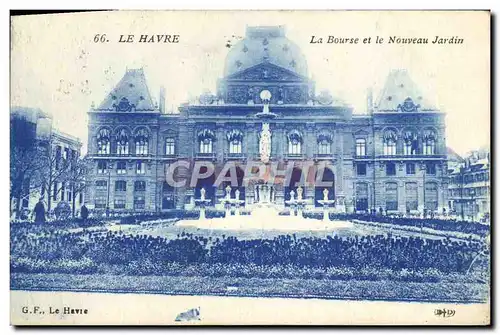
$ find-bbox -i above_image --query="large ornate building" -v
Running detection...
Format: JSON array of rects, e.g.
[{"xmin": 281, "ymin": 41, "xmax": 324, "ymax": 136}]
[{"xmin": 86, "ymin": 26, "xmax": 448, "ymax": 214}]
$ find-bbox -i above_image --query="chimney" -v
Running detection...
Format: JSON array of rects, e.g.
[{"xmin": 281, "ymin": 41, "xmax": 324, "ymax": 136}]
[
  {"xmin": 366, "ymin": 87, "xmax": 373, "ymax": 114},
  {"xmin": 159, "ymin": 86, "xmax": 166, "ymax": 113}
]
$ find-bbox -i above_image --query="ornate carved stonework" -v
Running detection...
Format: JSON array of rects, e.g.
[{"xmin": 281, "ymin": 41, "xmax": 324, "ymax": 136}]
[
  {"xmin": 113, "ymin": 97, "xmax": 135, "ymax": 112},
  {"xmin": 227, "ymin": 63, "xmax": 304, "ymax": 82},
  {"xmin": 397, "ymin": 97, "xmax": 420, "ymax": 113},
  {"xmin": 259, "ymin": 123, "xmax": 272, "ymax": 163}
]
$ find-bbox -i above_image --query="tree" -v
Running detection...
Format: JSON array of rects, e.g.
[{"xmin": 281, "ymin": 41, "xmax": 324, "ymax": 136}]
[
  {"xmin": 63, "ymin": 155, "xmax": 92, "ymax": 217},
  {"xmin": 37, "ymin": 139, "xmax": 72, "ymax": 213},
  {"xmin": 10, "ymin": 142, "xmax": 47, "ymax": 219}
]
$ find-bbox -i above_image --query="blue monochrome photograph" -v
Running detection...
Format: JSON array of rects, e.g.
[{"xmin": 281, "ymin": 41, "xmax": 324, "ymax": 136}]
[{"xmin": 9, "ymin": 10, "xmax": 491, "ymax": 325}]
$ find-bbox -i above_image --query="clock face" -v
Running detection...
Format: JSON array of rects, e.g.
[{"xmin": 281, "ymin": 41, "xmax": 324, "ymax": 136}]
[{"xmin": 260, "ymin": 89, "xmax": 272, "ymax": 100}]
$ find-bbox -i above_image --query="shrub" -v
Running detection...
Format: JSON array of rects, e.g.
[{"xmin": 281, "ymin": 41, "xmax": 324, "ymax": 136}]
[{"xmin": 54, "ymin": 202, "xmax": 72, "ymax": 220}]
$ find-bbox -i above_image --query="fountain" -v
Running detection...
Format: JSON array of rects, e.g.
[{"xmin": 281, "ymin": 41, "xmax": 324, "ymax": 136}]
[
  {"xmin": 175, "ymin": 89, "xmax": 353, "ymax": 232},
  {"xmin": 317, "ymin": 188, "xmax": 336, "ymax": 222},
  {"xmin": 220, "ymin": 185, "xmax": 245, "ymax": 217},
  {"xmin": 194, "ymin": 188, "xmax": 211, "ymax": 220},
  {"xmin": 285, "ymin": 186, "xmax": 307, "ymax": 217}
]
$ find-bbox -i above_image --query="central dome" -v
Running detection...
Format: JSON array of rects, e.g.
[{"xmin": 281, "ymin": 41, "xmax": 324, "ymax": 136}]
[{"xmin": 223, "ymin": 26, "xmax": 308, "ymax": 78}]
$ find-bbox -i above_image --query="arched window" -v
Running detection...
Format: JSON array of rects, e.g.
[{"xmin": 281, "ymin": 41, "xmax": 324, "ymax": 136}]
[
  {"xmin": 383, "ymin": 130, "xmax": 397, "ymax": 156},
  {"xmin": 227, "ymin": 129, "xmax": 243, "ymax": 154},
  {"xmin": 403, "ymin": 130, "xmax": 418, "ymax": 155},
  {"xmin": 317, "ymin": 131, "xmax": 332, "ymax": 155},
  {"xmin": 116, "ymin": 129, "xmax": 129, "ymax": 155},
  {"xmin": 355, "ymin": 138, "xmax": 366, "ymax": 156},
  {"xmin": 423, "ymin": 129, "xmax": 436, "ymax": 155},
  {"xmin": 97, "ymin": 128, "xmax": 111, "ymax": 155},
  {"xmin": 288, "ymin": 130, "xmax": 303, "ymax": 155},
  {"xmin": 198, "ymin": 129, "xmax": 215, "ymax": 154},
  {"xmin": 134, "ymin": 129, "xmax": 149, "ymax": 155},
  {"xmin": 165, "ymin": 138, "xmax": 175, "ymax": 155}
]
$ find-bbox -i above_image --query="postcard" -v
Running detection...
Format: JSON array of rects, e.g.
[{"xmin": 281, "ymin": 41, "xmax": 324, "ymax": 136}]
[{"xmin": 10, "ymin": 10, "xmax": 490, "ymax": 325}]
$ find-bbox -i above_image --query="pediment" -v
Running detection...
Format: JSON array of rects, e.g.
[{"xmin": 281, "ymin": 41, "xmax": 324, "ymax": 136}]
[{"xmin": 225, "ymin": 63, "xmax": 307, "ymax": 82}]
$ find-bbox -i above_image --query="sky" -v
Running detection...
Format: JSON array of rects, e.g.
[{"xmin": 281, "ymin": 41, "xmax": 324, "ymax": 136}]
[{"xmin": 10, "ymin": 11, "xmax": 490, "ymax": 156}]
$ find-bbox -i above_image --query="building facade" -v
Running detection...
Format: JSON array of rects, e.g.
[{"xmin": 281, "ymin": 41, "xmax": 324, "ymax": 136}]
[
  {"xmin": 86, "ymin": 26, "xmax": 448, "ymax": 214},
  {"xmin": 10, "ymin": 107, "xmax": 83, "ymax": 215},
  {"xmin": 448, "ymin": 149, "xmax": 490, "ymax": 222}
]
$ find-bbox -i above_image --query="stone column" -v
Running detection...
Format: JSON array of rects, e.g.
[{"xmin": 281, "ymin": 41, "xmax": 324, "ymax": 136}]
[
  {"xmin": 176, "ymin": 122, "xmax": 195, "ymax": 209},
  {"xmin": 275, "ymin": 123, "xmax": 285, "ymax": 160},
  {"xmin": 214, "ymin": 122, "xmax": 225, "ymax": 209},
  {"xmin": 305, "ymin": 122, "xmax": 315, "ymax": 159},
  {"xmin": 246, "ymin": 122, "xmax": 257, "ymax": 160},
  {"xmin": 216, "ymin": 121, "xmax": 225, "ymax": 164}
]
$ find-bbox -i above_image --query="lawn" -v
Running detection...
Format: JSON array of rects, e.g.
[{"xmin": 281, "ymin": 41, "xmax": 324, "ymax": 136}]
[{"xmin": 11, "ymin": 272, "xmax": 488, "ymax": 303}]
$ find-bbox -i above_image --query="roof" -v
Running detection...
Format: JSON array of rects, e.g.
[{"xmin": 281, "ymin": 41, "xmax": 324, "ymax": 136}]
[
  {"xmin": 52, "ymin": 129, "xmax": 82, "ymax": 147},
  {"xmin": 10, "ymin": 106, "xmax": 52, "ymax": 123},
  {"xmin": 223, "ymin": 26, "xmax": 308, "ymax": 78},
  {"xmin": 375, "ymin": 69, "xmax": 437, "ymax": 112},
  {"xmin": 96, "ymin": 68, "xmax": 156, "ymax": 111},
  {"xmin": 447, "ymin": 147, "xmax": 464, "ymax": 162}
]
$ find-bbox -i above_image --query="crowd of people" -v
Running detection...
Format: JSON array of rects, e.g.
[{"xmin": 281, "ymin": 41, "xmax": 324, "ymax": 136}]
[{"xmin": 11, "ymin": 226, "xmax": 487, "ymax": 276}]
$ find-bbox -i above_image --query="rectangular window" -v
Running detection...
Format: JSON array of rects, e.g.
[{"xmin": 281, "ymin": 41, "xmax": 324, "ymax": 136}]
[
  {"xmin": 385, "ymin": 182, "xmax": 398, "ymax": 210},
  {"xmin": 355, "ymin": 139, "xmax": 366, "ymax": 156},
  {"xmin": 356, "ymin": 163, "xmax": 367, "ymax": 176},
  {"xmin": 117, "ymin": 161, "xmax": 127, "ymax": 174},
  {"xmin": 61, "ymin": 183, "xmax": 65, "ymax": 201},
  {"xmin": 96, "ymin": 180, "xmax": 107, "ymax": 191},
  {"xmin": 426, "ymin": 163, "xmax": 436, "ymax": 175},
  {"xmin": 97, "ymin": 161, "xmax": 107, "ymax": 174},
  {"xmin": 115, "ymin": 181, "xmax": 127, "ymax": 192},
  {"xmin": 355, "ymin": 183, "xmax": 369, "ymax": 211},
  {"xmin": 165, "ymin": 138, "xmax": 176, "ymax": 155},
  {"xmin": 114, "ymin": 198, "xmax": 126, "ymax": 209},
  {"xmin": 405, "ymin": 182, "xmax": 418, "ymax": 210},
  {"xmin": 79, "ymin": 192, "xmax": 83, "ymax": 204},
  {"xmin": 136, "ymin": 161, "xmax": 146, "ymax": 174},
  {"xmin": 64, "ymin": 147, "xmax": 70, "ymax": 160},
  {"xmin": 134, "ymin": 181, "xmax": 146, "ymax": 192},
  {"xmin": 386, "ymin": 162, "xmax": 396, "ymax": 176},
  {"xmin": 425, "ymin": 182, "xmax": 438, "ymax": 210},
  {"xmin": 134, "ymin": 196, "xmax": 145, "ymax": 210},
  {"xmin": 406, "ymin": 163, "xmax": 416, "ymax": 175},
  {"xmin": 94, "ymin": 196, "xmax": 107, "ymax": 209}
]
